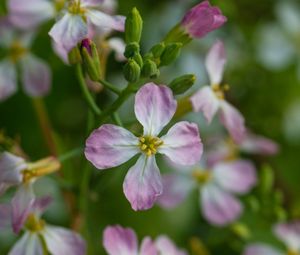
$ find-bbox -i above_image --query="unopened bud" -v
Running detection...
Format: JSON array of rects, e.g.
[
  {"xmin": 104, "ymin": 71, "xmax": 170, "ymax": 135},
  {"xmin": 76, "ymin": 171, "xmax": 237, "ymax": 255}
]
[
  {"xmin": 125, "ymin": 7, "xmax": 143, "ymax": 44},
  {"xmin": 123, "ymin": 59, "xmax": 141, "ymax": 82},
  {"xmin": 169, "ymin": 74, "xmax": 196, "ymax": 94},
  {"xmin": 160, "ymin": 43, "xmax": 182, "ymax": 66},
  {"xmin": 124, "ymin": 42, "xmax": 140, "ymax": 58},
  {"xmin": 150, "ymin": 42, "xmax": 166, "ymax": 58},
  {"xmin": 141, "ymin": 59, "xmax": 159, "ymax": 78},
  {"xmin": 259, "ymin": 164, "xmax": 274, "ymax": 196},
  {"xmin": 68, "ymin": 46, "xmax": 82, "ymax": 65},
  {"xmin": 132, "ymin": 52, "xmax": 143, "ymax": 67}
]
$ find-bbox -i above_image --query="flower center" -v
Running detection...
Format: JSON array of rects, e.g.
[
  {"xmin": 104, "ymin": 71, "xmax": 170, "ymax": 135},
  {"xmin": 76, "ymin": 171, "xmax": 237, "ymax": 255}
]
[
  {"xmin": 9, "ymin": 42, "xmax": 27, "ymax": 63},
  {"xmin": 55, "ymin": 0, "xmax": 66, "ymax": 12},
  {"xmin": 25, "ymin": 214, "xmax": 45, "ymax": 233},
  {"xmin": 68, "ymin": 0, "xmax": 86, "ymax": 15},
  {"xmin": 287, "ymin": 250, "xmax": 300, "ymax": 255},
  {"xmin": 212, "ymin": 83, "xmax": 229, "ymax": 100},
  {"xmin": 139, "ymin": 136, "xmax": 163, "ymax": 156},
  {"xmin": 192, "ymin": 169, "xmax": 212, "ymax": 184}
]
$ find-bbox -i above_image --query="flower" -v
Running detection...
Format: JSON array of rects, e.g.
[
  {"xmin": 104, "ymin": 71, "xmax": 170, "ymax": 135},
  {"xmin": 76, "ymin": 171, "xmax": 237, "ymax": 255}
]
[
  {"xmin": 244, "ymin": 221, "xmax": 300, "ymax": 255},
  {"xmin": 103, "ymin": 225, "xmax": 186, "ymax": 255},
  {"xmin": 85, "ymin": 83, "xmax": 203, "ymax": 211},
  {"xmin": 157, "ymin": 158, "xmax": 256, "ymax": 226},
  {"xmin": 49, "ymin": 0, "xmax": 125, "ymax": 52},
  {"xmin": 181, "ymin": 1, "xmax": 227, "ymax": 39},
  {"xmin": 0, "ymin": 19, "xmax": 51, "ymax": 101},
  {"xmin": 190, "ymin": 40, "xmax": 246, "ymax": 143}
]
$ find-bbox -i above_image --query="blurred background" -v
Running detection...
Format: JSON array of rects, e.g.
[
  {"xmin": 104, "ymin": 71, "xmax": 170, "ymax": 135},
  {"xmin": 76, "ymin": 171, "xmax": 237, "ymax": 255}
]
[{"xmin": 0, "ymin": 0, "xmax": 300, "ymax": 254}]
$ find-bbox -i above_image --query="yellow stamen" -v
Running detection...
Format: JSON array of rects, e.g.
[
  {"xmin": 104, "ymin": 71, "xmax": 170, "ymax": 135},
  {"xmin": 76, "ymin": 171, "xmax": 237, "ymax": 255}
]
[
  {"xmin": 192, "ymin": 169, "xmax": 212, "ymax": 184},
  {"xmin": 9, "ymin": 42, "xmax": 27, "ymax": 63},
  {"xmin": 287, "ymin": 250, "xmax": 300, "ymax": 255},
  {"xmin": 211, "ymin": 83, "xmax": 230, "ymax": 100},
  {"xmin": 139, "ymin": 135, "xmax": 163, "ymax": 157},
  {"xmin": 25, "ymin": 214, "xmax": 45, "ymax": 232}
]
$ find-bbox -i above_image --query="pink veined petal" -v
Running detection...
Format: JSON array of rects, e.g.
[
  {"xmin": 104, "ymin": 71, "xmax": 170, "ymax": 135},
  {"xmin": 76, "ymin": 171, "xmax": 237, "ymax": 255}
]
[
  {"xmin": 20, "ymin": 53, "xmax": 51, "ymax": 97},
  {"xmin": 43, "ymin": 225, "xmax": 86, "ymax": 255},
  {"xmin": 85, "ymin": 124, "xmax": 139, "ymax": 169},
  {"xmin": 201, "ymin": 184, "xmax": 242, "ymax": 226},
  {"xmin": 157, "ymin": 173, "xmax": 194, "ymax": 209},
  {"xmin": 103, "ymin": 225, "xmax": 138, "ymax": 255},
  {"xmin": 8, "ymin": 232, "xmax": 44, "ymax": 255},
  {"xmin": 159, "ymin": 121, "xmax": 203, "ymax": 166},
  {"xmin": 135, "ymin": 83, "xmax": 177, "ymax": 136},
  {"xmin": 243, "ymin": 244, "xmax": 283, "ymax": 255},
  {"xmin": 12, "ymin": 184, "xmax": 35, "ymax": 234},
  {"xmin": 49, "ymin": 13, "xmax": 88, "ymax": 52},
  {"xmin": 123, "ymin": 155, "xmax": 163, "ymax": 211},
  {"xmin": 219, "ymin": 101, "xmax": 246, "ymax": 144},
  {"xmin": 108, "ymin": 37, "xmax": 126, "ymax": 61},
  {"xmin": 8, "ymin": 0, "xmax": 55, "ymax": 30},
  {"xmin": 155, "ymin": 235, "xmax": 187, "ymax": 255},
  {"xmin": 0, "ymin": 60, "xmax": 17, "ymax": 101},
  {"xmin": 140, "ymin": 237, "xmax": 158, "ymax": 255},
  {"xmin": 81, "ymin": 0, "xmax": 104, "ymax": 7},
  {"xmin": 0, "ymin": 204, "xmax": 11, "ymax": 229},
  {"xmin": 274, "ymin": 222, "xmax": 300, "ymax": 251},
  {"xmin": 205, "ymin": 40, "xmax": 226, "ymax": 85},
  {"xmin": 190, "ymin": 86, "xmax": 220, "ymax": 123},
  {"xmin": 213, "ymin": 160, "xmax": 257, "ymax": 194}
]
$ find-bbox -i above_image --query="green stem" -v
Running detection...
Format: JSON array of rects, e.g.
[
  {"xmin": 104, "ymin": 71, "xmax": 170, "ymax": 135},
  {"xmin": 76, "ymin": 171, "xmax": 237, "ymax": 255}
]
[
  {"xmin": 58, "ymin": 147, "xmax": 83, "ymax": 162},
  {"xmin": 98, "ymin": 78, "xmax": 122, "ymax": 95},
  {"xmin": 112, "ymin": 112, "xmax": 123, "ymax": 126},
  {"xmin": 76, "ymin": 64, "xmax": 101, "ymax": 116}
]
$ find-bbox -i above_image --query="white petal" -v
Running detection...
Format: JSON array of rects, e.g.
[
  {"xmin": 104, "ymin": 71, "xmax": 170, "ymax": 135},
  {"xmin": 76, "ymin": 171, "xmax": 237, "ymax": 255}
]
[
  {"xmin": 8, "ymin": 232, "xmax": 43, "ymax": 255},
  {"xmin": 0, "ymin": 60, "xmax": 17, "ymax": 101}
]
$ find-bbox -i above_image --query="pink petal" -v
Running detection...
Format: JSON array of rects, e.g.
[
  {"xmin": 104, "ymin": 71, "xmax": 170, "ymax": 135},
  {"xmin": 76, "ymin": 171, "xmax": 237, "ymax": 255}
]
[
  {"xmin": 243, "ymin": 244, "xmax": 283, "ymax": 255},
  {"xmin": 32, "ymin": 196, "xmax": 52, "ymax": 216},
  {"xmin": 155, "ymin": 236, "xmax": 187, "ymax": 255},
  {"xmin": 52, "ymin": 41, "xmax": 69, "ymax": 64},
  {"xmin": 85, "ymin": 124, "xmax": 139, "ymax": 169},
  {"xmin": 135, "ymin": 83, "xmax": 177, "ymax": 136},
  {"xmin": 0, "ymin": 204, "xmax": 11, "ymax": 229},
  {"xmin": 213, "ymin": 160, "xmax": 257, "ymax": 194},
  {"xmin": 123, "ymin": 155, "xmax": 163, "ymax": 211},
  {"xmin": 49, "ymin": 13, "xmax": 88, "ymax": 52},
  {"xmin": 201, "ymin": 184, "xmax": 242, "ymax": 226},
  {"xmin": 205, "ymin": 40, "xmax": 226, "ymax": 85},
  {"xmin": 219, "ymin": 101, "xmax": 246, "ymax": 144},
  {"xmin": 43, "ymin": 226, "xmax": 86, "ymax": 255},
  {"xmin": 274, "ymin": 222, "xmax": 300, "ymax": 251},
  {"xmin": 103, "ymin": 225, "xmax": 138, "ymax": 255},
  {"xmin": 0, "ymin": 60, "xmax": 17, "ymax": 101},
  {"xmin": 159, "ymin": 121, "xmax": 203, "ymax": 166},
  {"xmin": 140, "ymin": 237, "xmax": 158, "ymax": 255},
  {"xmin": 108, "ymin": 37, "xmax": 126, "ymax": 61},
  {"xmin": 20, "ymin": 54, "xmax": 51, "ymax": 97},
  {"xmin": 8, "ymin": 232, "xmax": 43, "ymax": 255},
  {"xmin": 190, "ymin": 86, "xmax": 219, "ymax": 123},
  {"xmin": 81, "ymin": 0, "xmax": 104, "ymax": 7}
]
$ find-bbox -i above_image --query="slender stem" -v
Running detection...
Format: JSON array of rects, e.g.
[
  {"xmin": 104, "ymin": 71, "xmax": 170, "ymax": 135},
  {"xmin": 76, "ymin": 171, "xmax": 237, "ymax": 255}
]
[
  {"xmin": 58, "ymin": 147, "xmax": 83, "ymax": 162},
  {"xmin": 98, "ymin": 78, "xmax": 121, "ymax": 95},
  {"xmin": 32, "ymin": 98, "xmax": 57, "ymax": 156},
  {"xmin": 76, "ymin": 64, "xmax": 101, "ymax": 116}
]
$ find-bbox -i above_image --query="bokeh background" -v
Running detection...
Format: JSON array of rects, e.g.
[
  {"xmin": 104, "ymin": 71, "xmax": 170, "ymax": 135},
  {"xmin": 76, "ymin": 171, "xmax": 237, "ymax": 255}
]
[{"xmin": 1, "ymin": 0, "xmax": 300, "ymax": 254}]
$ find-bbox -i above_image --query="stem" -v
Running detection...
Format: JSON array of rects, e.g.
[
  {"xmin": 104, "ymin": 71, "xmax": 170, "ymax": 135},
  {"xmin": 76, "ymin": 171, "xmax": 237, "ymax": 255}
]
[
  {"xmin": 32, "ymin": 98, "xmax": 57, "ymax": 156},
  {"xmin": 76, "ymin": 64, "xmax": 101, "ymax": 116},
  {"xmin": 112, "ymin": 112, "xmax": 123, "ymax": 126},
  {"xmin": 98, "ymin": 78, "xmax": 122, "ymax": 95},
  {"xmin": 58, "ymin": 147, "xmax": 83, "ymax": 162}
]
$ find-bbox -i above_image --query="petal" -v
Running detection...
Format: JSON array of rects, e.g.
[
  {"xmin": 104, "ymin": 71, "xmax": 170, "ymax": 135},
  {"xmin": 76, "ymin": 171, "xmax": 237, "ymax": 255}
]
[
  {"xmin": 0, "ymin": 18, "xmax": 15, "ymax": 47},
  {"xmin": 12, "ymin": 184, "xmax": 35, "ymax": 234},
  {"xmin": 157, "ymin": 174, "xmax": 194, "ymax": 209},
  {"xmin": 43, "ymin": 225, "xmax": 86, "ymax": 255},
  {"xmin": 123, "ymin": 155, "xmax": 163, "ymax": 211},
  {"xmin": 32, "ymin": 196, "xmax": 52, "ymax": 216},
  {"xmin": 8, "ymin": 232, "xmax": 43, "ymax": 255},
  {"xmin": 190, "ymin": 86, "xmax": 219, "ymax": 123},
  {"xmin": 219, "ymin": 101, "xmax": 246, "ymax": 144},
  {"xmin": 274, "ymin": 222, "xmax": 300, "ymax": 251},
  {"xmin": 0, "ymin": 60, "xmax": 17, "ymax": 101},
  {"xmin": 135, "ymin": 83, "xmax": 177, "ymax": 136},
  {"xmin": 107, "ymin": 37, "xmax": 126, "ymax": 61},
  {"xmin": 155, "ymin": 236, "xmax": 187, "ymax": 255},
  {"xmin": 213, "ymin": 160, "xmax": 257, "ymax": 194},
  {"xmin": 85, "ymin": 124, "xmax": 139, "ymax": 169},
  {"xmin": 81, "ymin": 0, "xmax": 104, "ymax": 7},
  {"xmin": 20, "ymin": 54, "xmax": 51, "ymax": 97},
  {"xmin": 49, "ymin": 13, "xmax": 87, "ymax": 52},
  {"xmin": 52, "ymin": 41, "xmax": 69, "ymax": 64},
  {"xmin": 243, "ymin": 244, "xmax": 283, "ymax": 255},
  {"xmin": 140, "ymin": 237, "xmax": 158, "ymax": 255},
  {"xmin": 103, "ymin": 225, "xmax": 138, "ymax": 255},
  {"xmin": 0, "ymin": 204, "xmax": 11, "ymax": 229},
  {"xmin": 159, "ymin": 121, "xmax": 203, "ymax": 166},
  {"xmin": 205, "ymin": 40, "xmax": 226, "ymax": 85},
  {"xmin": 8, "ymin": 0, "xmax": 55, "ymax": 29},
  {"xmin": 201, "ymin": 184, "xmax": 242, "ymax": 226}
]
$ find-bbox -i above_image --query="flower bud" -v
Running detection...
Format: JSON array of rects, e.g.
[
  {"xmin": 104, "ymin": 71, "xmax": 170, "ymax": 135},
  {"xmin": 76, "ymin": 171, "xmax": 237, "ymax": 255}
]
[
  {"xmin": 259, "ymin": 164, "xmax": 274, "ymax": 196},
  {"xmin": 125, "ymin": 7, "xmax": 143, "ymax": 44},
  {"xmin": 123, "ymin": 59, "xmax": 141, "ymax": 82},
  {"xmin": 141, "ymin": 59, "xmax": 159, "ymax": 78},
  {"xmin": 80, "ymin": 38, "xmax": 101, "ymax": 81},
  {"xmin": 150, "ymin": 42, "xmax": 165, "ymax": 58},
  {"xmin": 132, "ymin": 52, "xmax": 143, "ymax": 67},
  {"xmin": 160, "ymin": 43, "xmax": 182, "ymax": 66},
  {"xmin": 124, "ymin": 42, "xmax": 140, "ymax": 58},
  {"xmin": 68, "ymin": 46, "xmax": 82, "ymax": 65},
  {"xmin": 169, "ymin": 74, "xmax": 196, "ymax": 94}
]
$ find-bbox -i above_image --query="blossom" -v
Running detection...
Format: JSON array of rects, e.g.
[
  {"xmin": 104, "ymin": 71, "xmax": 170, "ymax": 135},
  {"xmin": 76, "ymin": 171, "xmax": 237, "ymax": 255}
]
[
  {"xmin": 49, "ymin": 0, "xmax": 125, "ymax": 52},
  {"xmin": 0, "ymin": 19, "xmax": 51, "ymax": 101},
  {"xmin": 103, "ymin": 225, "xmax": 186, "ymax": 255},
  {"xmin": 181, "ymin": 1, "xmax": 227, "ymax": 39},
  {"xmin": 157, "ymin": 158, "xmax": 256, "ymax": 226},
  {"xmin": 85, "ymin": 83, "xmax": 203, "ymax": 211},
  {"xmin": 190, "ymin": 40, "xmax": 246, "ymax": 143},
  {"xmin": 244, "ymin": 221, "xmax": 300, "ymax": 255}
]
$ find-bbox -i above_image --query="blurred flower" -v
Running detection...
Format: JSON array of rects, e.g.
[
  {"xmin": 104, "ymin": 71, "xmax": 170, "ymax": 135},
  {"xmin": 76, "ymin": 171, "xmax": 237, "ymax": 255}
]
[
  {"xmin": 0, "ymin": 19, "xmax": 51, "ymax": 101},
  {"xmin": 158, "ymin": 158, "xmax": 256, "ymax": 226},
  {"xmin": 190, "ymin": 40, "xmax": 246, "ymax": 143},
  {"xmin": 85, "ymin": 83, "xmax": 203, "ymax": 211},
  {"xmin": 103, "ymin": 225, "xmax": 186, "ymax": 255},
  {"xmin": 244, "ymin": 221, "xmax": 300, "ymax": 255}
]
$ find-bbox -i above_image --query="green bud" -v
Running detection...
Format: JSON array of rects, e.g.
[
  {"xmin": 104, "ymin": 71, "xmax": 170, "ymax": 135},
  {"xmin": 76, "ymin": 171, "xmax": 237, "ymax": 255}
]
[
  {"xmin": 231, "ymin": 223, "xmax": 251, "ymax": 240},
  {"xmin": 68, "ymin": 46, "xmax": 82, "ymax": 65},
  {"xmin": 169, "ymin": 74, "xmax": 196, "ymax": 94},
  {"xmin": 150, "ymin": 42, "xmax": 166, "ymax": 58},
  {"xmin": 133, "ymin": 53, "xmax": 143, "ymax": 67},
  {"xmin": 141, "ymin": 59, "xmax": 159, "ymax": 78},
  {"xmin": 160, "ymin": 43, "xmax": 182, "ymax": 66},
  {"xmin": 124, "ymin": 42, "xmax": 140, "ymax": 58},
  {"xmin": 123, "ymin": 59, "xmax": 141, "ymax": 82},
  {"xmin": 125, "ymin": 7, "xmax": 143, "ymax": 44},
  {"xmin": 259, "ymin": 164, "xmax": 274, "ymax": 196}
]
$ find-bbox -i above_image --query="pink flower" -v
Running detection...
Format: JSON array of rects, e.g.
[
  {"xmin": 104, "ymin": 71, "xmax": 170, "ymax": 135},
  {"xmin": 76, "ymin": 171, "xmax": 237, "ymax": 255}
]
[
  {"xmin": 103, "ymin": 225, "xmax": 186, "ymax": 255},
  {"xmin": 181, "ymin": 1, "xmax": 227, "ymax": 39},
  {"xmin": 49, "ymin": 0, "xmax": 125, "ymax": 52},
  {"xmin": 190, "ymin": 40, "xmax": 246, "ymax": 143},
  {"xmin": 85, "ymin": 83, "xmax": 203, "ymax": 211},
  {"xmin": 157, "ymin": 159, "xmax": 256, "ymax": 226}
]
